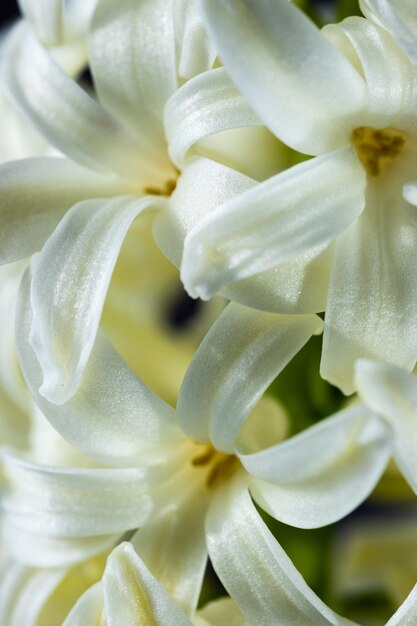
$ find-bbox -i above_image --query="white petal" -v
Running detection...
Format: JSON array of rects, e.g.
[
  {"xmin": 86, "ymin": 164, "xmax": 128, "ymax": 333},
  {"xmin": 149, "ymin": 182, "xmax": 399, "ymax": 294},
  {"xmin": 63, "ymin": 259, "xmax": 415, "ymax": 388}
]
[
  {"xmin": 164, "ymin": 68, "xmax": 260, "ymax": 168},
  {"xmin": 182, "ymin": 149, "xmax": 365, "ymax": 300},
  {"xmin": 102, "ymin": 543, "xmax": 193, "ymax": 625},
  {"xmin": 63, "ymin": 583, "xmax": 104, "ymax": 626},
  {"xmin": 30, "ymin": 195, "xmax": 162, "ymax": 404},
  {"xmin": 196, "ymin": 0, "xmax": 366, "ymax": 154},
  {"xmin": 386, "ymin": 584, "xmax": 417, "ymax": 626},
  {"xmin": 18, "ymin": 0, "xmax": 63, "ymax": 45},
  {"xmin": 0, "ymin": 157, "xmax": 126, "ymax": 264},
  {"xmin": 323, "ymin": 17, "xmax": 417, "ymax": 128},
  {"xmin": 206, "ymin": 480, "xmax": 355, "ymax": 626},
  {"xmin": 195, "ymin": 598, "xmax": 248, "ymax": 626},
  {"xmin": 177, "ymin": 301, "xmax": 322, "ymax": 452},
  {"xmin": 89, "ymin": 0, "xmax": 176, "ymax": 176},
  {"xmin": 241, "ymin": 405, "xmax": 391, "ymax": 528},
  {"xmin": 321, "ymin": 185, "xmax": 417, "ymax": 395},
  {"xmin": 0, "ymin": 24, "xmax": 147, "ymax": 183},
  {"xmin": 1, "ymin": 449, "xmax": 169, "ymax": 538},
  {"xmin": 360, "ymin": 0, "xmax": 417, "ymax": 65},
  {"xmin": 355, "ymin": 359, "xmax": 417, "ymax": 493},
  {"xmin": 131, "ymin": 483, "xmax": 208, "ymax": 617},
  {"xmin": 16, "ymin": 269, "xmax": 183, "ymax": 467},
  {"xmin": 174, "ymin": 0, "xmax": 216, "ymax": 80}
]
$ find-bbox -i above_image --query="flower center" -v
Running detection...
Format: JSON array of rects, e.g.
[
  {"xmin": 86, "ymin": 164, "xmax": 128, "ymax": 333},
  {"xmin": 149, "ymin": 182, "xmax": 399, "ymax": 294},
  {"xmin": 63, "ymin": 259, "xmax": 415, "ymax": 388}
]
[
  {"xmin": 144, "ymin": 177, "xmax": 177, "ymax": 197},
  {"xmin": 351, "ymin": 126, "xmax": 406, "ymax": 177},
  {"xmin": 191, "ymin": 443, "xmax": 239, "ymax": 488}
]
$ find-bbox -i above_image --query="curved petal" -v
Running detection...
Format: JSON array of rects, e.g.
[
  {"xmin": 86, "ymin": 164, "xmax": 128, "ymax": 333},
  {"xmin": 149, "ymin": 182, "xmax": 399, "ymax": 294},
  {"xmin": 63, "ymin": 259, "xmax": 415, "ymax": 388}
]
[
  {"xmin": 240, "ymin": 406, "xmax": 391, "ymax": 528},
  {"xmin": 174, "ymin": 0, "xmax": 216, "ymax": 80},
  {"xmin": 62, "ymin": 583, "xmax": 104, "ymax": 626},
  {"xmin": 89, "ymin": 0, "xmax": 176, "ymax": 176},
  {"xmin": 0, "ymin": 450, "xmax": 170, "ymax": 538},
  {"xmin": 323, "ymin": 17, "xmax": 417, "ymax": 128},
  {"xmin": 131, "ymin": 482, "xmax": 208, "ymax": 617},
  {"xmin": 355, "ymin": 359, "xmax": 417, "ymax": 493},
  {"xmin": 0, "ymin": 157, "xmax": 126, "ymax": 264},
  {"xmin": 360, "ymin": 0, "xmax": 417, "ymax": 65},
  {"xmin": 177, "ymin": 301, "xmax": 322, "ymax": 453},
  {"xmin": 165, "ymin": 68, "xmax": 261, "ymax": 168},
  {"xmin": 18, "ymin": 0, "xmax": 63, "ymax": 46},
  {"xmin": 30, "ymin": 194, "xmax": 162, "ymax": 404},
  {"xmin": 182, "ymin": 149, "xmax": 365, "ymax": 300},
  {"xmin": 321, "ymin": 183, "xmax": 417, "ymax": 395},
  {"xmin": 16, "ymin": 269, "xmax": 183, "ymax": 467},
  {"xmin": 196, "ymin": 0, "xmax": 366, "ymax": 155},
  {"xmin": 206, "ymin": 480, "xmax": 356, "ymax": 626},
  {"xmin": 0, "ymin": 24, "xmax": 147, "ymax": 183},
  {"xmin": 386, "ymin": 584, "xmax": 417, "ymax": 625},
  {"xmin": 102, "ymin": 543, "xmax": 193, "ymax": 625}
]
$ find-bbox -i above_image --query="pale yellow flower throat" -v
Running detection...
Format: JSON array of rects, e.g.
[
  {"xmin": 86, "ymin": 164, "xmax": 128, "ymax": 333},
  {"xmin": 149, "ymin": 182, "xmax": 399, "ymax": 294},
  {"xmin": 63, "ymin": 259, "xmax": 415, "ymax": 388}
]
[
  {"xmin": 191, "ymin": 443, "xmax": 239, "ymax": 488},
  {"xmin": 351, "ymin": 126, "xmax": 406, "ymax": 177}
]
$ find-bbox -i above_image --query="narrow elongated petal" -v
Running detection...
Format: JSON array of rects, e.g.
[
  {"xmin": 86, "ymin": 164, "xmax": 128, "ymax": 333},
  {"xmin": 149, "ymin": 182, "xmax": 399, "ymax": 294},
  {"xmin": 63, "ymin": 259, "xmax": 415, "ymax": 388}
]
[
  {"xmin": 321, "ymin": 185, "xmax": 417, "ymax": 394},
  {"xmin": 165, "ymin": 68, "xmax": 261, "ymax": 168},
  {"xmin": 182, "ymin": 149, "xmax": 365, "ymax": 300},
  {"xmin": 386, "ymin": 584, "xmax": 417, "ymax": 625},
  {"xmin": 156, "ymin": 156, "xmax": 331, "ymax": 314},
  {"xmin": 132, "ymin": 483, "xmax": 208, "ymax": 616},
  {"xmin": 177, "ymin": 302, "xmax": 322, "ymax": 452},
  {"xmin": 17, "ymin": 270, "xmax": 183, "ymax": 467},
  {"xmin": 62, "ymin": 583, "xmax": 104, "ymax": 626},
  {"xmin": 0, "ymin": 24, "xmax": 146, "ymax": 183},
  {"xmin": 360, "ymin": 0, "xmax": 417, "ymax": 65},
  {"xmin": 206, "ymin": 480, "xmax": 356, "ymax": 626},
  {"xmin": 355, "ymin": 360, "xmax": 417, "ymax": 493},
  {"xmin": 324, "ymin": 18, "xmax": 417, "ymax": 128},
  {"xmin": 0, "ymin": 158, "xmax": 126, "ymax": 264},
  {"xmin": 1, "ymin": 450, "xmax": 169, "ymax": 538},
  {"xmin": 174, "ymin": 0, "xmax": 216, "ymax": 80},
  {"xmin": 196, "ymin": 0, "xmax": 366, "ymax": 154},
  {"xmin": 89, "ymin": 0, "xmax": 176, "ymax": 175},
  {"xmin": 240, "ymin": 406, "xmax": 391, "ymax": 528},
  {"xmin": 103, "ymin": 543, "xmax": 193, "ymax": 625},
  {"xmin": 18, "ymin": 0, "xmax": 63, "ymax": 45},
  {"xmin": 30, "ymin": 195, "xmax": 162, "ymax": 404}
]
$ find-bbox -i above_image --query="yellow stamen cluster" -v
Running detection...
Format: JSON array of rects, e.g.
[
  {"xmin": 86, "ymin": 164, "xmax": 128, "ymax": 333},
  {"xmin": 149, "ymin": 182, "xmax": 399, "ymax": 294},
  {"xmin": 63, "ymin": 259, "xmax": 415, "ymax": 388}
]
[
  {"xmin": 351, "ymin": 126, "xmax": 405, "ymax": 177},
  {"xmin": 191, "ymin": 444, "xmax": 239, "ymax": 488}
]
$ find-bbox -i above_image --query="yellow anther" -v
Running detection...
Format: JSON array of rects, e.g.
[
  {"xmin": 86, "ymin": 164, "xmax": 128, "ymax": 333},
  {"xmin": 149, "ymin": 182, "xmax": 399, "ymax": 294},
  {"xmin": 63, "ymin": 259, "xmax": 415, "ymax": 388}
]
[
  {"xmin": 190, "ymin": 443, "xmax": 239, "ymax": 488},
  {"xmin": 144, "ymin": 178, "xmax": 177, "ymax": 197},
  {"xmin": 351, "ymin": 126, "xmax": 405, "ymax": 177}
]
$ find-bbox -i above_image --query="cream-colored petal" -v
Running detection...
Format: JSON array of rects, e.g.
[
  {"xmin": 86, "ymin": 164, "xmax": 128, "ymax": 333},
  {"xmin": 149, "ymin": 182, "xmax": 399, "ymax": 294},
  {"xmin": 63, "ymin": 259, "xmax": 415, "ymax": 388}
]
[
  {"xmin": 18, "ymin": 0, "xmax": 63, "ymax": 45},
  {"xmin": 174, "ymin": 0, "xmax": 216, "ymax": 80},
  {"xmin": 62, "ymin": 583, "xmax": 105, "ymax": 626}
]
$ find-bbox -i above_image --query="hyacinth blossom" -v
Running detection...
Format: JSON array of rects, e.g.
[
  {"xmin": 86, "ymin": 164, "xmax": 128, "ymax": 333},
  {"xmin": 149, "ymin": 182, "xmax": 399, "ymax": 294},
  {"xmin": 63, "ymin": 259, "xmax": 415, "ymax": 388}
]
[{"xmin": 181, "ymin": 0, "xmax": 417, "ymax": 394}]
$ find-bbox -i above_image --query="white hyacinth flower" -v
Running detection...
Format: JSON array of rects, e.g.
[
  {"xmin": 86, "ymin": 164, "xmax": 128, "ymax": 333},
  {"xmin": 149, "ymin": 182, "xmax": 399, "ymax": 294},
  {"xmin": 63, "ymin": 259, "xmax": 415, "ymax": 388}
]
[{"xmin": 182, "ymin": 0, "xmax": 417, "ymax": 394}]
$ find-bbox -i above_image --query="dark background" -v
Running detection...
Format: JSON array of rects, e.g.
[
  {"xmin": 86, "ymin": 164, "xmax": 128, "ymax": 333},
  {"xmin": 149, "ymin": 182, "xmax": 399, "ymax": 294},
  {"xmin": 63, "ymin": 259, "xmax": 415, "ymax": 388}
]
[{"xmin": 0, "ymin": 1, "xmax": 19, "ymax": 23}]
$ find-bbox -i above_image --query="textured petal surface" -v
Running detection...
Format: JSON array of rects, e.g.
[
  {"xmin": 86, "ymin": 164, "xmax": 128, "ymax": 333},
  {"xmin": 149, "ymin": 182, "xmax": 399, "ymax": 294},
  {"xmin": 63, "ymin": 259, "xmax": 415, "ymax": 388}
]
[
  {"xmin": 89, "ymin": 0, "xmax": 177, "ymax": 178},
  {"xmin": 18, "ymin": 0, "xmax": 63, "ymax": 45},
  {"xmin": 0, "ymin": 158, "xmax": 126, "ymax": 264},
  {"xmin": 360, "ymin": 0, "xmax": 417, "ymax": 64},
  {"xmin": 165, "ymin": 68, "xmax": 260, "ymax": 168},
  {"xmin": 30, "ymin": 194, "xmax": 162, "ymax": 404},
  {"xmin": 102, "ymin": 543, "xmax": 193, "ymax": 625},
  {"xmin": 196, "ymin": 0, "xmax": 366, "ymax": 154},
  {"xmin": 240, "ymin": 405, "xmax": 391, "ymax": 528},
  {"xmin": 0, "ymin": 24, "xmax": 146, "ymax": 183},
  {"xmin": 206, "ymin": 480, "xmax": 356, "ymax": 626},
  {"xmin": 356, "ymin": 359, "xmax": 417, "ymax": 493},
  {"xmin": 174, "ymin": 0, "xmax": 216, "ymax": 80},
  {"xmin": 177, "ymin": 301, "xmax": 322, "ymax": 452},
  {"xmin": 17, "ymin": 269, "xmax": 183, "ymax": 467},
  {"xmin": 324, "ymin": 17, "xmax": 417, "ymax": 128},
  {"xmin": 1, "ymin": 450, "xmax": 169, "ymax": 538},
  {"xmin": 321, "ymin": 180, "xmax": 417, "ymax": 394},
  {"xmin": 182, "ymin": 149, "xmax": 365, "ymax": 300}
]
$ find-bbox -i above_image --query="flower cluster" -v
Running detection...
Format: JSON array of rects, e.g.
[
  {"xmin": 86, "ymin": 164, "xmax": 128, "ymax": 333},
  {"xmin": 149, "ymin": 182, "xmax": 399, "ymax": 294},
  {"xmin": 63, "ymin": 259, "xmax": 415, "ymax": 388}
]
[{"xmin": 0, "ymin": 0, "xmax": 416, "ymax": 624}]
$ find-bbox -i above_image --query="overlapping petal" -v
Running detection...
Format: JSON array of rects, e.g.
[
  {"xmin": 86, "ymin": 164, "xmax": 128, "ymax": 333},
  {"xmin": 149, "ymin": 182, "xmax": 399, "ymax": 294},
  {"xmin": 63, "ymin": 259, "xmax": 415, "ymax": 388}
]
[
  {"xmin": 173, "ymin": 0, "xmax": 216, "ymax": 80},
  {"xmin": 18, "ymin": 0, "xmax": 63, "ymax": 46},
  {"xmin": 177, "ymin": 301, "xmax": 322, "ymax": 452},
  {"xmin": 196, "ymin": 0, "xmax": 366, "ymax": 154},
  {"xmin": 206, "ymin": 480, "xmax": 356, "ymax": 626},
  {"xmin": 240, "ymin": 406, "xmax": 391, "ymax": 528},
  {"xmin": 181, "ymin": 148, "xmax": 366, "ymax": 300},
  {"xmin": 17, "ymin": 269, "xmax": 184, "ymax": 467}
]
